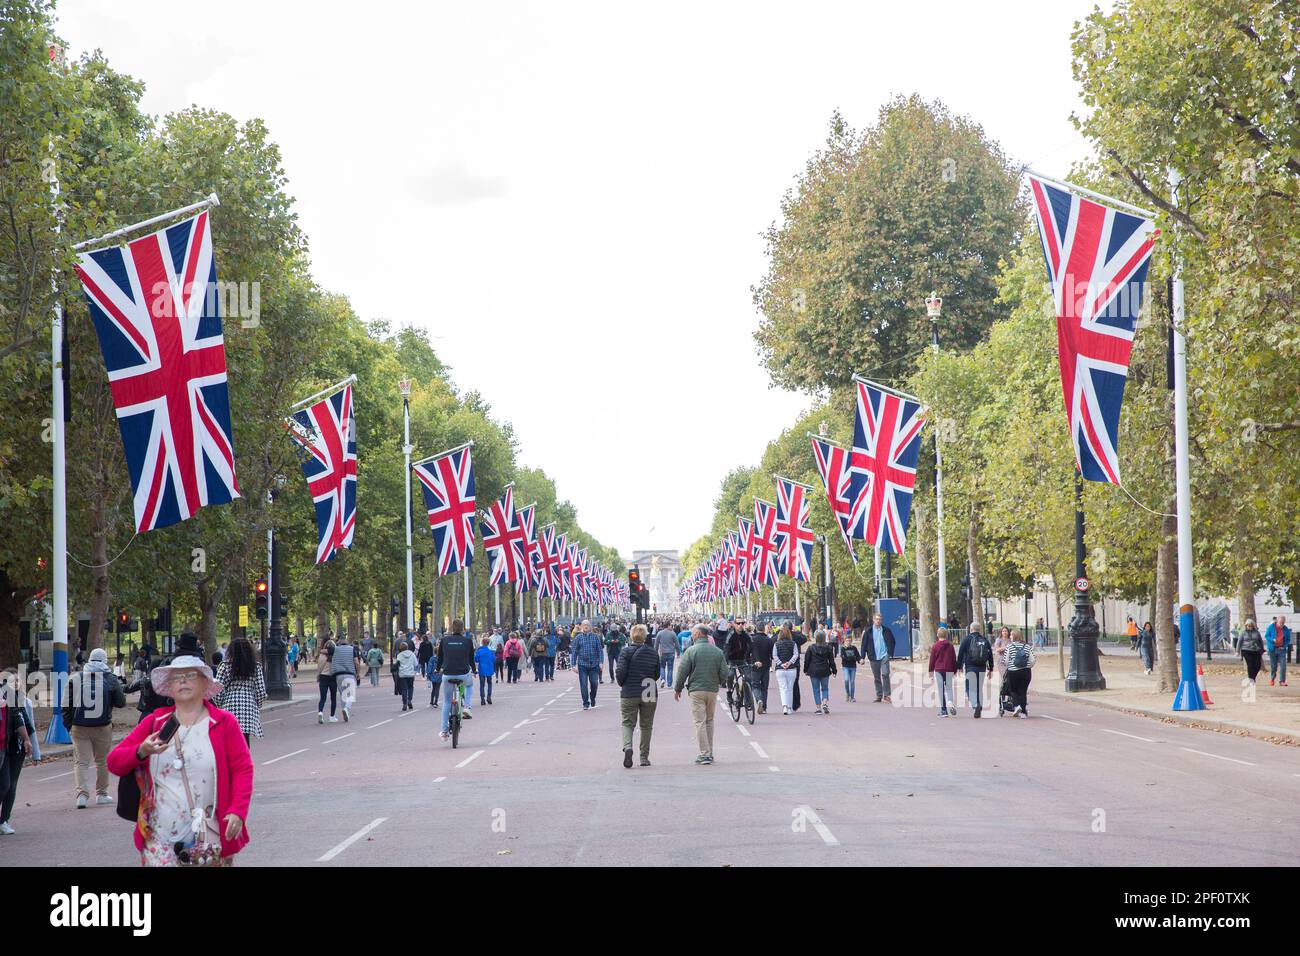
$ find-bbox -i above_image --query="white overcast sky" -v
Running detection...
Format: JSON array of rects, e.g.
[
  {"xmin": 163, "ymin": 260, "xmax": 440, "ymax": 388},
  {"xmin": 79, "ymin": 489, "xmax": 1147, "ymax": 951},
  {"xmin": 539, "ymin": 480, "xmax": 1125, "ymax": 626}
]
[{"xmin": 57, "ymin": 0, "xmax": 1098, "ymax": 557}]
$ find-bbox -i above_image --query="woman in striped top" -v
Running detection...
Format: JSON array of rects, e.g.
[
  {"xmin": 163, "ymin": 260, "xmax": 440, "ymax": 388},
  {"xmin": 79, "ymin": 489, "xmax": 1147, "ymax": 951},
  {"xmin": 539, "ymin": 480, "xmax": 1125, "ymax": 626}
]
[
  {"xmin": 772, "ymin": 624, "xmax": 800, "ymax": 716},
  {"xmin": 1001, "ymin": 634, "xmax": 1036, "ymax": 718}
]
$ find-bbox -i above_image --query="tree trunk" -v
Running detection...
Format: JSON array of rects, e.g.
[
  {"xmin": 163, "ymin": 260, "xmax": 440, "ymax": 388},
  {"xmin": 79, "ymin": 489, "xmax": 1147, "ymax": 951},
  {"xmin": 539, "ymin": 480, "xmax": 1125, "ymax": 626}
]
[
  {"xmin": 0, "ymin": 569, "xmax": 32, "ymax": 669},
  {"xmin": 1155, "ymin": 507, "xmax": 1179, "ymax": 693},
  {"xmin": 967, "ymin": 508, "xmax": 985, "ymax": 634},
  {"xmin": 348, "ymin": 610, "xmax": 361, "ymax": 643},
  {"xmin": 334, "ymin": 609, "xmax": 344, "ymax": 643},
  {"xmin": 198, "ymin": 578, "xmax": 222, "ymax": 659},
  {"xmin": 314, "ymin": 607, "xmax": 330, "ymax": 643},
  {"xmin": 434, "ymin": 575, "xmax": 442, "ymax": 636},
  {"xmin": 915, "ymin": 503, "xmax": 936, "ymax": 654},
  {"xmin": 1237, "ymin": 563, "xmax": 1257, "ymax": 630},
  {"xmin": 85, "ymin": 496, "xmax": 111, "ymax": 652}
]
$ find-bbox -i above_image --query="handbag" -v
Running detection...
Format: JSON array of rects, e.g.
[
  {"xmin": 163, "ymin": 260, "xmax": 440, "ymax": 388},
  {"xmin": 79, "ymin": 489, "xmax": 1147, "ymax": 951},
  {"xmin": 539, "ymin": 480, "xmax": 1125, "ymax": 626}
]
[
  {"xmin": 116, "ymin": 767, "xmax": 142, "ymax": 822},
  {"xmin": 174, "ymin": 740, "xmax": 221, "ymax": 867}
]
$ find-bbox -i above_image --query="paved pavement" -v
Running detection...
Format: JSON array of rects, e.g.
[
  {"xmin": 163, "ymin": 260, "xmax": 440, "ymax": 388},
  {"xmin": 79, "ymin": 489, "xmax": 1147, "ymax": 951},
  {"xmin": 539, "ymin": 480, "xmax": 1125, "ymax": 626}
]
[{"xmin": 6, "ymin": 664, "xmax": 1299, "ymax": 866}]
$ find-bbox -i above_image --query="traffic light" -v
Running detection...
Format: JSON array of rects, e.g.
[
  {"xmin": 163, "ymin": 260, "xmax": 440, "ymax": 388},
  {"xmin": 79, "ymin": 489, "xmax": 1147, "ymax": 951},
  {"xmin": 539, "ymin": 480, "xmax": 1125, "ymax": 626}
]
[
  {"xmin": 254, "ymin": 579, "xmax": 269, "ymax": 619},
  {"xmin": 154, "ymin": 605, "xmax": 171, "ymax": 632},
  {"xmin": 389, "ymin": 593, "xmax": 400, "ymax": 620},
  {"xmin": 115, "ymin": 610, "xmax": 136, "ymax": 633},
  {"xmin": 278, "ymin": 590, "xmax": 289, "ymax": 618}
]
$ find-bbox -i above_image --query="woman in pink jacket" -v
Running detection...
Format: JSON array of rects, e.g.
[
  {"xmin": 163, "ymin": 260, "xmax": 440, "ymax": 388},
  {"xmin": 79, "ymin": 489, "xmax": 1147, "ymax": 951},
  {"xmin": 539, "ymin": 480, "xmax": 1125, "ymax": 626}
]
[{"xmin": 108, "ymin": 655, "xmax": 253, "ymax": 866}]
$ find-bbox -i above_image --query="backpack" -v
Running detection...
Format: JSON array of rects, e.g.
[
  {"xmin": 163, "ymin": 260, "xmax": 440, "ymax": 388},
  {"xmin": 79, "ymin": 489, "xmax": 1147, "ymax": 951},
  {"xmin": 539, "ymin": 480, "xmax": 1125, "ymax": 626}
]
[
  {"xmin": 73, "ymin": 672, "xmax": 114, "ymax": 727},
  {"xmin": 507, "ymin": 640, "xmax": 522, "ymax": 658},
  {"xmin": 533, "ymin": 639, "xmax": 547, "ymax": 656},
  {"xmin": 967, "ymin": 635, "xmax": 989, "ymax": 667},
  {"xmin": 1010, "ymin": 644, "xmax": 1031, "ymax": 670}
]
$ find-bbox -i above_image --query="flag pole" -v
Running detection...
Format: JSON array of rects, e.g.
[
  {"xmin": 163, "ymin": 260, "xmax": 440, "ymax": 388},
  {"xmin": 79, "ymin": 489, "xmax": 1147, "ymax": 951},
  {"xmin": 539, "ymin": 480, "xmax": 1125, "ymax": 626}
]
[
  {"xmin": 400, "ymin": 379, "xmax": 414, "ymax": 634},
  {"xmin": 412, "ymin": 438, "xmax": 474, "ymax": 468},
  {"xmin": 1022, "ymin": 168, "xmax": 1157, "ymax": 219},
  {"xmin": 1169, "ymin": 168, "xmax": 1204, "ymax": 712},
  {"xmin": 290, "ymin": 374, "xmax": 358, "ymax": 412},
  {"xmin": 72, "ymin": 193, "xmax": 220, "ymax": 252},
  {"xmin": 46, "ymin": 135, "xmax": 71, "ymax": 745}
]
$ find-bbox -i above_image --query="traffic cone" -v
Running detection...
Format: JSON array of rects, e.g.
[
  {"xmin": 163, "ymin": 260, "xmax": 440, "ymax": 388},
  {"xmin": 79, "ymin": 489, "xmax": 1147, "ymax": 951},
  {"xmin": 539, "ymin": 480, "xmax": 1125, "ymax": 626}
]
[{"xmin": 1197, "ymin": 664, "xmax": 1214, "ymax": 706}]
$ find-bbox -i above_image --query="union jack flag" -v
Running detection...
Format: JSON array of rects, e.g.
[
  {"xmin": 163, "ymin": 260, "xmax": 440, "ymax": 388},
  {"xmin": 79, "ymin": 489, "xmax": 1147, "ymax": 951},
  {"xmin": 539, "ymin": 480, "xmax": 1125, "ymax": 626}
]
[
  {"xmin": 751, "ymin": 498, "xmax": 780, "ymax": 588},
  {"xmin": 811, "ymin": 436, "xmax": 859, "ymax": 562},
  {"xmin": 537, "ymin": 524, "xmax": 560, "ymax": 598},
  {"xmin": 75, "ymin": 211, "xmax": 239, "ymax": 531},
  {"xmin": 773, "ymin": 478, "xmax": 814, "ymax": 582},
  {"xmin": 556, "ymin": 534, "xmax": 573, "ymax": 599},
  {"xmin": 515, "ymin": 503, "xmax": 540, "ymax": 595},
  {"xmin": 287, "ymin": 384, "xmax": 356, "ymax": 564},
  {"xmin": 851, "ymin": 381, "xmax": 925, "ymax": 554},
  {"xmin": 479, "ymin": 484, "xmax": 525, "ymax": 586},
  {"xmin": 736, "ymin": 517, "xmax": 755, "ymax": 593},
  {"xmin": 1028, "ymin": 175, "xmax": 1159, "ymax": 485},
  {"xmin": 414, "ymin": 444, "xmax": 475, "ymax": 575}
]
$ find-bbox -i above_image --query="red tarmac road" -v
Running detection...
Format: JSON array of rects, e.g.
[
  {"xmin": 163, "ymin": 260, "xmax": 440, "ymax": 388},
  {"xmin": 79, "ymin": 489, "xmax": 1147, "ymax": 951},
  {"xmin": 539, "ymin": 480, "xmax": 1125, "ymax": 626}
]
[{"xmin": 6, "ymin": 665, "xmax": 1299, "ymax": 866}]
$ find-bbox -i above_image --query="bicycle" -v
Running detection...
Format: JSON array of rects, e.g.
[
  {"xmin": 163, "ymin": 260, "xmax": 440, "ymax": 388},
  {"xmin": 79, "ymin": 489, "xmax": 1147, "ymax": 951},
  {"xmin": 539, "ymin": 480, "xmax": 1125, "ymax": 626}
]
[
  {"xmin": 726, "ymin": 663, "xmax": 756, "ymax": 725},
  {"xmin": 444, "ymin": 676, "xmax": 467, "ymax": 748}
]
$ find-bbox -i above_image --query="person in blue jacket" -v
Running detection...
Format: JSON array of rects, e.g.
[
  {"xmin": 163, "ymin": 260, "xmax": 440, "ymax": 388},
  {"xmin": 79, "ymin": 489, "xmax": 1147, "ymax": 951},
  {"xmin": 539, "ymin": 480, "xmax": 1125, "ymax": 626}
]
[
  {"xmin": 1264, "ymin": 616, "xmax": 1292, "ymax": 686},
  {"xmin": 544, "ymin": 631, "xmax": 559, "ymax": 680},
  {"xmin": 473, "ymin": 637, "xmax": 496, "ymax": 705}
]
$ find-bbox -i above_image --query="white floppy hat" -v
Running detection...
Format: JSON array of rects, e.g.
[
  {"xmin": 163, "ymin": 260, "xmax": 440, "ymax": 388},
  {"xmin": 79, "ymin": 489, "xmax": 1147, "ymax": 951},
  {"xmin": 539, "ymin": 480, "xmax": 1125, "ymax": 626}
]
[{"xmin": 150, "ymin": 655, "xmax": 223, "ymax": 699}]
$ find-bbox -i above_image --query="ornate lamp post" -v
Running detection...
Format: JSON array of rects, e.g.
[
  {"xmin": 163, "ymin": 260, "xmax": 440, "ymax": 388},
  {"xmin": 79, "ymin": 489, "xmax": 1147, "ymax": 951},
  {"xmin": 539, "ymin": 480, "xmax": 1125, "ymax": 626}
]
[
  {"xmin": 925, "ymin": 292, "xmax": 948, "ymax": 624},
  {"xmin": 400, "ymin": 378, "xmax": 414, "ymax": 635}
]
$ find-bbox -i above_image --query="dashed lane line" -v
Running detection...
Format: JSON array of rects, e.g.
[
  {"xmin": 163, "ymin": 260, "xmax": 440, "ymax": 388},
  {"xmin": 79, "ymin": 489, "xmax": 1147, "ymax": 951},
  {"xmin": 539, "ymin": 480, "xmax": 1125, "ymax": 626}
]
[
  {"xmin": 38, "ymin": 770, "xmax": 74, "ymax": 782},
  {"xmin": 795, "ymin": 805, "xmax": 839, "ymax": 846},
  {"xmin": 735, "ymin": 724, "xmax": 751, "ymax": 737},
  {"xmin": 749, "ymin": 740, "xmax": 770, "ymax": 760},
  {"xmin": 1103, "ymin": 728, "xmax": 1158, "ymax": 743},
  {"xmin": 455, "ymin": 749, "xmax": 484, "ymax": 769},
  {"xmin": 489, "ymin": 732, "xmax": 510, "ymax": 745},
  {"xmin": 769, "ymin": 766, "xmax": 780, "ymax": 772},
  {"xmin": 262, "ymin": 748, "xmax": 309, "ymax": 766},
  {"xmin": 1181, "ymin": 747, "xmax": 1255, "ymax": 766},
  {"xmin": 532, "ymin": 708, "xmax": 545, "ymax": 716},
  {"xmin": 323, "ymin": 733, "xmax": 355, "ymax": 744},
  {"xmin": 317, "ymin": 817, "xmax": 387, "ymax": 862},
  {"xmin": 1039, "ymin": 714, "xmax": 1081, "ymax": 726},
  {"xmin": 366, "ymin": 719, "xmax": 392, "ymax": 729},
  {"xmin": 433, "ymin": 776, "xmax": 446, "ymax": 783}
]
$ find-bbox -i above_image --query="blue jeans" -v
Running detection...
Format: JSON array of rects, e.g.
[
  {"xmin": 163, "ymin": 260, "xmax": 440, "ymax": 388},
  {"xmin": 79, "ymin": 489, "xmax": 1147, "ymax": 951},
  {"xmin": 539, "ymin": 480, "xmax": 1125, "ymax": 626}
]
[
  {"xmin": 545, "ymin": 656, "xmax": 555, "ymax": 679},
  {"xmin": 660, "ymin": 654, "xmax": 675, "ymax": 686},
  {"xmin": 843, "ymin": 666, "xmax": 856, "ymax": 699},
  {"xmin": 440, "ymin": 673, "xmax": 471, "ymax": 733},
  {"xmin": 577, "ymin": 664, "xmax": 600, "ymax": 707},
  {"xmin": 1270, "ymin": 652, "xmax": 1287, "ymax": 682},
  {"xmin": 533, "ymin": 657, "xmax": 545, "ymax": 681},
  {"xmin": 478, "ymin": 673, "xmax": 493, "ymax": 703},
  {"xmin": 810, "ymin": 674, "xmax": 829, "ymax": 706}
]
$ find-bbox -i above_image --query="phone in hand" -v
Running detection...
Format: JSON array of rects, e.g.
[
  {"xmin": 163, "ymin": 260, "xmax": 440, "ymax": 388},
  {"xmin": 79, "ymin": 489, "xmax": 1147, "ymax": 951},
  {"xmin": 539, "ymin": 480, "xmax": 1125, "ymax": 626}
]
[{"xmin": 157, "ymin": 714, "xmax": 181, "ymax": 743}]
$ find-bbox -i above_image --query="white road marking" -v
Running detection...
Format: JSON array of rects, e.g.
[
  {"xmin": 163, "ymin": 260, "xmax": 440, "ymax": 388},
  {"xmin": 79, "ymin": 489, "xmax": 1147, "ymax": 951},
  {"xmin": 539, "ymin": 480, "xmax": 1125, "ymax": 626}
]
[
  {"xmin": 532, "ymin": 708, "xmax": 545, "ymax": 716},
  {"xmin": 749, "ymin": 740, "xmax": 770, "ymax": 759},
  {"xmin": 38, "ymin": 770, "xmax": 74, "ymax": 782},
  {"xmin": 1039, "ymin": 714, "xmax": 1081, "ymax": 726},
  {"xmin": 399, "ymin": 709, "xmax": 416, "ymax": 717},
  {"xmin": 323, "ymin": 732, "xmax": 355, "ymax": 744},
  {"xmin": 1103, "ymin": 728, "xmax": 1157, "ymax": 743},
  {"xmin": 1181, "ymin": 747, "xmax": 1255, "ymax": 766},
  {"xmin": 433, "ymin": 776, "xmax": 446, "ymax": 783},
  {"xmin": 265, "ymin": 718, "xmax": 282, "ymax": 724},
  {"xmin": 367, "ymin": 719, "xmax": 392, "ymax": 729},
  {"xmin": 262, "ymin": 748, "xmax": 309, "ymax": 766},
  {"xmin": 546, "ymin": 699, "xmax": 557, "ymax": 705},
  {"xmin": 489, "ymin": 732, "xmax": 510, "ymax": 745},
  {"xmin": 795, "ymin": 805, "xmax": 839, "ymax": 846},
  {"xmin": 455, "ymin": 750, "xmax": 484, "ymax": 769},
  {"xmin": 769, "ymin": 766, "xmax": 780, "ymax": 773},
  {"xmin": 317, "ymin": 817, "xmax": 387, "ymax": 862},
  {"xmin": 735, "ymin": 724, "xmax": 751, "ymax": 737},
  {"xmin": 514, "ymin": 717, "xmax": 549, "ymax": 728}
]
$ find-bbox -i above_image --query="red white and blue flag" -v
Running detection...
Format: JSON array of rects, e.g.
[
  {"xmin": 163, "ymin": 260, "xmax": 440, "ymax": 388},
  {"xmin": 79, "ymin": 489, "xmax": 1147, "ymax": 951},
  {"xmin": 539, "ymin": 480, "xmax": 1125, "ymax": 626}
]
[
  {"xmin": 851, "ymin": 380, "xmax": 925, "ymax": 555},
  {"xmin": 811, "ymin": 436, "xmax": 859, "ymax": 562},
  {"xmin": 287, "ymin": 383, "xmax": 357, "ymax": 564},
  {"xmin": 414, "ymin": 444, "xmax": 476, "ymax": 575},
  {"xmin": 537, "ymin": 524, "xmax": 560, "ymax": 598},
  {"xmin": 515, "ymin": 503, "xmax": 540, "ymax": 595},
  {"xmin": 752, "ymin": 498, "xmax": 780, "ymax": 588},
  {"xmin": 556, "ymin": 534, "xmax": 573, "ymax": 600},
  {"xmin": 75, "ymin": 211, "xmax": 239, "ymax": 531},
  {"xmin": 480, "ymin": 484, "xmax": 525, "ymax": 586},
  {"xmin": 1028, "ymin": 174, "xmax": 1159, "ymax": 485},
  {"xmin": 736, "ymin": 517, "xmax": 755, "ymax": 593},
  {"xmin": 773, "ymin": 477, "xmax": 814, "ymax": 582}
]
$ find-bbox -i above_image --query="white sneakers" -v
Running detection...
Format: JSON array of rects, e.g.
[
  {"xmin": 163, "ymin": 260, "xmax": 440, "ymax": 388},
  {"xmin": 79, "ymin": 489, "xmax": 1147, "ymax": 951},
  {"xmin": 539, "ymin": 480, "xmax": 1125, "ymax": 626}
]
[
  {"xmin": 328, "ymin": 715, "xmax": 339, "ymax": 723},
  {"xmin": 0, "ymin": 822, "xmax": 15, "ymax": 834},
  {"xmin": 317, "ymin": 712, "xmax": 324, "ymax": 724},
  {"xmin": 75, "ymin": 794, "xmax": 88, "ymax": 809},
  {"xmin": 95, "ymin": 795, "xmax": 113, "ymax": 806},
  {"xmin": 342, "ymin": 709, "xmax": 350, "ymax": 722}
]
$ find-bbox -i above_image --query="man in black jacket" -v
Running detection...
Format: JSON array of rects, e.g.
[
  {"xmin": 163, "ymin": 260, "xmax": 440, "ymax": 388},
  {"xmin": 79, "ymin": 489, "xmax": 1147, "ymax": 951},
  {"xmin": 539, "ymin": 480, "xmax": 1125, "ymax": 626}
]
[
  {"xmin": 749, "ymin": 626, "xmax": 774, "ymax": 714},
  {"xmin": 64, "ymin": 648, "xmax": 126, "ymax": 809},
  {"xmin": 955, "ymin": 624, "xmax": 994, "ymax": 718},
  {"xmin": 615, "ymin": 624, "xmax": 659, "ymax": 767},
  {"xmin": 436, "ymin": 620, "xmax": 476, "ymax": 740},
  {"xmin": 864, "ymin": 612, "xmax": 896, "ymax": 703}
]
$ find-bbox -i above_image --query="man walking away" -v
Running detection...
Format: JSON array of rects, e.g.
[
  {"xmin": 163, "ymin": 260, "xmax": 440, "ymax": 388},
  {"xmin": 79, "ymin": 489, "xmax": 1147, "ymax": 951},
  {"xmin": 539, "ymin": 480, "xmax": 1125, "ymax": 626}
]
[
  {"xmin": 956, "ymin": 624, "xmax": 993, "ymax": 717},
  {"xmin": 64, "ymin": 648, "xmax": 125, "ymax": 808},
  {"xmin": 864, "ymin": 612, "xmax": 896, "ymax": 703},
  {"xmin": 673, "ymin": 624, "xmax": 729, "ymax": 765},
  {"xmin": 616, "ymin": 624, "xmax": 659, "ymax": 767},
  {"xmin": 603, "ymin": 624, "xmax": 625, "ymax": 684},
  {"xmin": 654, "ymin": 623, "xmax": 678, "ymax": 688},
  {"xmin": 531, "ymin": 631, "xmax": 549, "ymax": 682},
  {"xmin": 572, "ymin": 620, "xmax": 604, "ymax": 710},
  {"xmin": 437, "ymin": 620, "xmax": 476, "ymax": 740},
  {"xmin": 331, "ymin": 636, "xmax": 360, "ymax": 722},
  {"xmin": 749, "ymin": 624, "xmax": 774, "ymax": 714}
]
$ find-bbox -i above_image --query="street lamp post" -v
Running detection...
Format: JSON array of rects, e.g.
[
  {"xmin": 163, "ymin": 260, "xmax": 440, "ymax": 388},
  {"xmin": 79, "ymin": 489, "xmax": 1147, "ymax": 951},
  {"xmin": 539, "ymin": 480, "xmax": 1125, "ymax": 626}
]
[
  {"xmin": 265, "ymin": 481, "xmax": 292, "ymax": 700},
  {"xmin": 926, "ymin": 292, "xmax": 949, "ymax": 624},
  {"xmin": 1066, "ymin": 471, "xmax": 1106, "ymax": 690},
  {"xmin": 400, "ymin": 378, "xmax": 414, "ymax": 636}
]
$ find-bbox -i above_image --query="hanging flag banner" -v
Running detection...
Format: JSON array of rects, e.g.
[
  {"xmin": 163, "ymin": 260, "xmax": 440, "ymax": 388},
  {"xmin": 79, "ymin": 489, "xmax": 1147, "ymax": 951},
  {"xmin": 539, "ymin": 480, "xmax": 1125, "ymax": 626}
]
[
  {"xmin": 773, "ymin": 477, "xmax": 814, "ymax": 582},
  {"xmin": 515, "ymin": 503, "xmax": 540, "ymax": 595},
  {"xmin": 413, "ymin": 442, "xmax": 476, "ymax": 575},
  {"xmin": 480, "ymin": 483, "xmax": 524, "ymax": 586},
  {"xmin": 810, "ymin": 435, "xmax": 859, "ymax": 562},
  {"xmin": 75, "ymin": 210, "xmax": 239, "ymax": 531},
  {"xmin": 538, "ymin": 524, "xmax": 560, "ymax": 598},
  {"xmin": 752, "ymin": 498, "xmax": 781, "ymax": 589},
  {"xmin": 851, "ymin": 377, "xmax": 926, "ymax": 555},
  {"xmin": 287, "ymin": 379, "xmax": 357, "ymax": 564},
  {"xmin": 736, "ymin": 516, "xmax": 755, "ymax": 593},
  {"xmin": 555, "ymin": 533, "xmax": 573, "ymax": 600},
  {"xmin": 1026, "ymin": 172, "xmax": 1159, "ymax": 485}
]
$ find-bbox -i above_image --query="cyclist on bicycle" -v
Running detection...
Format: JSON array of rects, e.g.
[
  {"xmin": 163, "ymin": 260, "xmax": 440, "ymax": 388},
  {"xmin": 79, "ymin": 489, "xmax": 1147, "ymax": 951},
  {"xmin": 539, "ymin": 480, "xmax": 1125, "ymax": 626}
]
[
  {"xmin": 437, "ymin": 619, "xmax": 476, "ymax": 741},
  {"xmin": 723, "ymin": 621, "xmax": 753, "ymax": 699}
]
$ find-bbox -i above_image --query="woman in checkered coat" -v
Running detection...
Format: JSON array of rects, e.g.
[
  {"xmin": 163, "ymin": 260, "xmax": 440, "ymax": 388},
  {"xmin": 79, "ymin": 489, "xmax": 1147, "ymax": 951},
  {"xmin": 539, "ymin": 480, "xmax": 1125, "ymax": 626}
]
[{"xmin": 214, "ymin": 638, "xmax": 267, "ymax": 746}]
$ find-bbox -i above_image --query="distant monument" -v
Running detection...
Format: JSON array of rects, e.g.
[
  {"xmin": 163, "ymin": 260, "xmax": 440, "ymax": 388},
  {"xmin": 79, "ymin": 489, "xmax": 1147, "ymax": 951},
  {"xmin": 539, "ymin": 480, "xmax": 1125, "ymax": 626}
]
[{"xmin": 626, "ymin": 549, "xmax": 682, "ymax": 612}]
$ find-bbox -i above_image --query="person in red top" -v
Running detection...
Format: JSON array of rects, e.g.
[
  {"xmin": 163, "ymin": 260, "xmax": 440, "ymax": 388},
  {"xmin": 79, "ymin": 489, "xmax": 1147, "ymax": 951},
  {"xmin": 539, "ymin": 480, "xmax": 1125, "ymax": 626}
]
[
  {"xmin": 107, "ymin": 655, "xmax": 253, "ymax": 866},
  {"xmin": 928, "ymin": 625, "xmax": 959, "ymax": 718}
]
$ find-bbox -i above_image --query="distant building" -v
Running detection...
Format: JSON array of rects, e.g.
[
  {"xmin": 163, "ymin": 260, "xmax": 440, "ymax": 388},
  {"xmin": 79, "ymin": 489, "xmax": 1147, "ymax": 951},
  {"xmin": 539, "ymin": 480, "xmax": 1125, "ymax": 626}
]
[{"xmin": 625, "ymin": 550, "xmax": 682, "ymax": 612}]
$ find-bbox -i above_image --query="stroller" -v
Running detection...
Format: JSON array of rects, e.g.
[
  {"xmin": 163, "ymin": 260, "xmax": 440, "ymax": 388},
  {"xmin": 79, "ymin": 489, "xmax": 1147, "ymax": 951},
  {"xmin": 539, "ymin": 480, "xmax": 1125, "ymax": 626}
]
[{"xmin": 997, "ymin": 676, "xmax": 1014, "ymax": 717}]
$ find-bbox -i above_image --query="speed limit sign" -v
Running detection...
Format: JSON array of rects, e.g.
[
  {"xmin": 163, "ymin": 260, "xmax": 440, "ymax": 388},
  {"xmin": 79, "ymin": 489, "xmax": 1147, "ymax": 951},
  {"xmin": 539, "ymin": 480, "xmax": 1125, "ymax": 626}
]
[{"xmin": 1074, "ymin": 577, "xmax": 1090, "ymax": 592}]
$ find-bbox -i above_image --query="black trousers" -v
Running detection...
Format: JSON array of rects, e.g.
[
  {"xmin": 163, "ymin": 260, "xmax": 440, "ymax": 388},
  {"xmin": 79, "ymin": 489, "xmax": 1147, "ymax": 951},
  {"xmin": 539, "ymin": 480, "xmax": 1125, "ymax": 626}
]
[
  {"xmin": 1004, "ymin": 668, "xmax": 1032, "ymax": 711},
  {"xmin": 0, "ymin": 752, "xmax": 23, "ymax": 824}
]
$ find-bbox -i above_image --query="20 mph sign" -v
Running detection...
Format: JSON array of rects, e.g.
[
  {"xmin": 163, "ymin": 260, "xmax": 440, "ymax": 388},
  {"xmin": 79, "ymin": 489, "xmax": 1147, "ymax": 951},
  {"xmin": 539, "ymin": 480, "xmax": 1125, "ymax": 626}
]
[{"xmin": 1074, "ymin": 577, "xmax": 1090, "ymax": 592}]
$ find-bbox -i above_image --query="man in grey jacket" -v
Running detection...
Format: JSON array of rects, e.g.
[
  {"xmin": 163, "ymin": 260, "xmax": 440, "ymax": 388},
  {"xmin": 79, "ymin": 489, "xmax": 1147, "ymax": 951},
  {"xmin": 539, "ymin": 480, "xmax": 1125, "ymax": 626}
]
[
  {"xmin": 331, "ymin": 637, "xmax": 360, "ymax": 722},
  {"xmin": 654, "ymin": 624, "xmax": 679, "ymax": 688}
]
